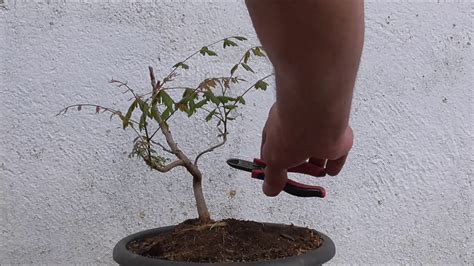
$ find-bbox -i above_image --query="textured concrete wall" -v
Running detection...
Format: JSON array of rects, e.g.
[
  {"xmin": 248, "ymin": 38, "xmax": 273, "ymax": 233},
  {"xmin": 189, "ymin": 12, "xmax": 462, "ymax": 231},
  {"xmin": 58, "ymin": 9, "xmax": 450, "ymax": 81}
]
[{"xmin": 1, "ymin": 0, "xmax": 472, "ymax": 264}]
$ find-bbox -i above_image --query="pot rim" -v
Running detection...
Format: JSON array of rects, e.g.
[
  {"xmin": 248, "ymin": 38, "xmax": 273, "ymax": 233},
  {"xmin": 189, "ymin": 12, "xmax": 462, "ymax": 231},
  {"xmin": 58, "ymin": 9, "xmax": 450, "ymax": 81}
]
[{"xmin": 113, "ymin": 222, "xmax": 335, "ymax": 265}]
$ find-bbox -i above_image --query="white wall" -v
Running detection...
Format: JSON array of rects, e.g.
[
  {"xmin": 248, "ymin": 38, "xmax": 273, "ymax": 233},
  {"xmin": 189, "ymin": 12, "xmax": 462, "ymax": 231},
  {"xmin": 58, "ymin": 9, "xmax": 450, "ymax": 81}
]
[{"xmin": 1, "ymin": 0, "xmax": 472, "ymax": 264}]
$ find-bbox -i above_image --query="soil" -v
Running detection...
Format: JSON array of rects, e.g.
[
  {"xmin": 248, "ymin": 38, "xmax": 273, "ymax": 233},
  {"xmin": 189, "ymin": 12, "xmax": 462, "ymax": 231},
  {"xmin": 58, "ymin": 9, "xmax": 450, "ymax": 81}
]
[{"xmin": 127, "ymin": 219, "xmax": 323, "ymax": 263}]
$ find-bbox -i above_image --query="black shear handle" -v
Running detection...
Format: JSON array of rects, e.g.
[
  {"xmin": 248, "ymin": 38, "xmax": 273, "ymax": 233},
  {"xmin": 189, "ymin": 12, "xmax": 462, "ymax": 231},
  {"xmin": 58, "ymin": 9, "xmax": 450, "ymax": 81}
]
[
  {"xmin": 284, "ymin": 179, "xmax": 326, "ymax": 198},
  {"xmin": 253, "ymin": 170, "xmax": 326, "ymax": 198}
]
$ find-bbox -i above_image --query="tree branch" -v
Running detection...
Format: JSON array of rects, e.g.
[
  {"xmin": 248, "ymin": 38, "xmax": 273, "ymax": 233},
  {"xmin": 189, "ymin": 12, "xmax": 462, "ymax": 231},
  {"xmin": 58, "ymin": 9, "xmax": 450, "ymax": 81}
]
[
  {"xmin": 194, "ymin": 134, "xmax": 228, "ymax": 166},
  {"xmin": 146, "ymin": 159, "xmax": 185, "ymax": 173},
  {"xmin": 56, "ymin": 103, "xmax": 141, "ymax": 125},
  {"xmin": 150, "ymin": 139, "xmax": 174, "ymax": 154},
  {"xmin": 110, "ymin": 79, "xmax": 140, "ymax": 100},
  {"xmin": 161, "ymin": 36, "xmax": 238, "ymax": 87}
]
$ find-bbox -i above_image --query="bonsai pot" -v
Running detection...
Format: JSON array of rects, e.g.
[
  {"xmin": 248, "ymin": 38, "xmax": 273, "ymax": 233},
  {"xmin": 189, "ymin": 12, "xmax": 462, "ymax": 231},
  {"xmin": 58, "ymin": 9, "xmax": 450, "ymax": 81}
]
[{"xmin": 113, "ymin": 223, "xmax": 335, "ymax": 266}]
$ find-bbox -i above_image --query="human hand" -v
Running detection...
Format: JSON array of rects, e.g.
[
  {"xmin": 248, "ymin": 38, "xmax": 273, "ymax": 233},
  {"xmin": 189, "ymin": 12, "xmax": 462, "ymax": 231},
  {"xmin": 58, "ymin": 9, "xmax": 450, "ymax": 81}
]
[{"xmin": 260, "ymin": 104, "xmax": 353, "ymax": 196}]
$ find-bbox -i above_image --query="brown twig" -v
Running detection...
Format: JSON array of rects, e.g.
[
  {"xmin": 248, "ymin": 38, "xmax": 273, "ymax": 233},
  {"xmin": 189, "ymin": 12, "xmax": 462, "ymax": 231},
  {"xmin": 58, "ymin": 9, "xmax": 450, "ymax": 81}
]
[
  {"xmin": 146, "ymin": 158, "xmax": 185, "ymax": 173},
  {"xmin": 173, "ymin": 221, "xmax": 227, "ymax": 236},
  {"xmin": 150, "ymin": 139, "xmax": 174, "ymax": 154},
  {"xmin": 110, "ymin": 79, "xmax": 140, "ymax": 100},
  {"xmin": 194, "ymin": 130, "xmax": 227, "ymax": 166}
]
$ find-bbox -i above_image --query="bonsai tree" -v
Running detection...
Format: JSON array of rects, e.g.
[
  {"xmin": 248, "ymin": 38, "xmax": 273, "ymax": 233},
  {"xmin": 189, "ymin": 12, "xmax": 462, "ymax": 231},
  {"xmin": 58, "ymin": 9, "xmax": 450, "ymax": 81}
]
[{"xmin": 57, "ymin": 36, "xmax": 272, "ymax": 224}]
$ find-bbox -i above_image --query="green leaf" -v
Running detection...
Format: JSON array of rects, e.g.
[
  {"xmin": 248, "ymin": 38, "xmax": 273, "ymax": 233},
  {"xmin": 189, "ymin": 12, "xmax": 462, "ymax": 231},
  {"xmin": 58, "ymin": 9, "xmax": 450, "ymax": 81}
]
[
  {"xmin": 188, "ymin": 99, "xmax": 196, "ymax": 116},
  {"xmin": 159, "ymin": 90, "xmax": 174, "ymax": 110},
  {"xmin": 243, "ymin": 51, "xmax": 251, "ymax": 64},
  {"xmin": 217, "ymin": 96, "xmax": 229, "ymax": 104},
  {"xmin": 182, "ymin": 88, "xmax": 196, "ymax": 100},
  {"xmin": 203, "ymin": 91, "xmax": 219, "ymax": 104},
  {"xmin": 138, "ymin": 100, "xmax": 149, "ymax": 117},
  {"xmin": 236, "ymin": 96, "xmax": 246, "ymax": 104},
  {"xmin": 152, "ymin": 92, "xmax": 161, "ymax": 105},
  {"xmin": 122, "ymin": 100, "xmax": 138, "ymax": 129},
  {"xmin": 125, "ymin": 99, "xmax": 138, "ymax": 119},
  {"xmin": 234, "ymin": 36, "xmax": 247, "ymax": 41},
  {"xmin": 194, "ymin": 99, "xmax": 208, "ymax": 109},
  {"xmin": 150, "ymin": 106, "xmax": 160, "ymax": 122},
  {"xmin": 205, "ymin": 110, "xmax": 216, "ymax": 122},
  {"xmin": 199, "ymin": 46, "xmax": 218, "ymax": 56},
  {"xmin": 223, "ymin": 104, "xmax": 237, "ymax": 110},
  {"xmin": 255, "ymin": 80, "xmax": 269, "ymax": 90},
  {"xmin": 252, "ymin": 47, "xmax": 266, "ymax": 57},
  {"xmin": 122, "ymin": 117, "xmax": 129, "ymax": 129},
  {"xmin": 223, "ymin": 39, "xmax": 238, "ymax": 48},
  {"xmin": 161, "ymin": 107, "xmax": 172, "ymax": 121},
  {"xmin": 139, "ymin": 112, "xmax": 147, "ymax": 131},
  {"xmin": 173, "ymin": 62, "xmax": 189, "ymax": 70},
  {"xmin": 230, "ymin": 64, "xmax": 239, "ymax": 76},
  {"xmin": 241, "ymin": 63, "xmax": 255, "ymax": 73}
]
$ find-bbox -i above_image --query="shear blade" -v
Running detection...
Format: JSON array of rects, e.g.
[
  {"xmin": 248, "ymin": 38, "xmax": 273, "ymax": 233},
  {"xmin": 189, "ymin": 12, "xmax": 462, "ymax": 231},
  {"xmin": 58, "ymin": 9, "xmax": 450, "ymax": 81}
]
[{"xmin": 226, "ymin": 158, "xmax": 254, "ymax": 172}]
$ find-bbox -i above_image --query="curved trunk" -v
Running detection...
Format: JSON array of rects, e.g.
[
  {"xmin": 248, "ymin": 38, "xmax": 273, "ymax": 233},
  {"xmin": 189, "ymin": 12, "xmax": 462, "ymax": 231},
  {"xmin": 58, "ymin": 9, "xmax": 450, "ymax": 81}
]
[
  {"xmin": 192, "ymin": 175, "xmax": 211, "ymax": 223},
  {"xmin": 148, "ymin": 67, "xmax": 211, "ymax": 224}
]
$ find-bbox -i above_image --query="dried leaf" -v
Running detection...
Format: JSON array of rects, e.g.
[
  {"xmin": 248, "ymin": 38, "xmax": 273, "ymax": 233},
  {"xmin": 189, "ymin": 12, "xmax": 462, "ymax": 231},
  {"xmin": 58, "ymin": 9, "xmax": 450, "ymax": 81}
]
[
  {"xmin": 176, "ymin": 103, "xmax": 188, "ymax": 112},
  {"xmin": 199, "ymin": 79, "xmax": 218, "ymax": 91}
]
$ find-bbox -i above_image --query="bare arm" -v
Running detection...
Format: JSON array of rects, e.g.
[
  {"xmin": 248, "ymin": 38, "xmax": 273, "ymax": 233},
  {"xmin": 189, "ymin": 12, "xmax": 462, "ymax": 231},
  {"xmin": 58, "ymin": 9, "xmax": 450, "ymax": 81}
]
[{"xmin": 246, "ymin": 0, "xmax": 364, "ymax": 196}]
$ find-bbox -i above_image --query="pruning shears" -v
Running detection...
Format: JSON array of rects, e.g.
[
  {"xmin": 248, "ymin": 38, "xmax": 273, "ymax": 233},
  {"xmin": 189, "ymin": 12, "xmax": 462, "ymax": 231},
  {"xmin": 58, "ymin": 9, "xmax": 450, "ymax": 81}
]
[{"xmin": 226, "ymin": 158, "xmax": 327, "ymax": 198}]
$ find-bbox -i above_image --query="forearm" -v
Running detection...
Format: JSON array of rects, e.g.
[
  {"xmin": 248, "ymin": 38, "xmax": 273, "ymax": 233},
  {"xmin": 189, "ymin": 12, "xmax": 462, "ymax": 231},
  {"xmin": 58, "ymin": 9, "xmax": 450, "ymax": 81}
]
[{"xmin": 246, "ymin": 0, "xmax": 364, "ymax": 152}]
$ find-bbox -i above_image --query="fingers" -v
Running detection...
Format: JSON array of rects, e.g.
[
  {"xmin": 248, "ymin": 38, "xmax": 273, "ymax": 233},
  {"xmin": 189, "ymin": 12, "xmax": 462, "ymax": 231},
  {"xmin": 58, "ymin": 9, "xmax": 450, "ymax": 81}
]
[
  {"xmin": 318, "ymin": 126, "xmax": 353, "ymax": 176},
  {"xmin": 326, "ymin": 154, "xmax": 348, "ymax": 176},
  {"xmin": 260, "ymin": 123, "xmax": 267, "ymax": 159},
  {"xmin": 260, "ymin": 104, "xmax": 275, "ymax": 158},
  {"xmin": 309, "ymin": 157, "xmax": 327, "ymax": 168},
  {"xmin": 260, "ymin": 105, "xmax": 289, "ymax": 196},
  {"xmin": 262, "ymin": 166, "xmax": 288, "ymax": 197}
]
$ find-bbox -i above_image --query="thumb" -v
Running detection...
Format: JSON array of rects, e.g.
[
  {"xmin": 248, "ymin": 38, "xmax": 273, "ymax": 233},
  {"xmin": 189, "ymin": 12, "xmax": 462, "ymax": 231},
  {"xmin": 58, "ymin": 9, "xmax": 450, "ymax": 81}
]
[{"xmin": 262, "ymin": 165, "xmax": 288, "ymax": 197}]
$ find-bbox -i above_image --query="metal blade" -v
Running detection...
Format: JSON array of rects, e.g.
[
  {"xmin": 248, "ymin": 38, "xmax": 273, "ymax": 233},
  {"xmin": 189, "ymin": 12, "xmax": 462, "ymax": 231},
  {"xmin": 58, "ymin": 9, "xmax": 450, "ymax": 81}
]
[{"xmin": 226, "ymin": 158, "xmax": 254, "ymax": 172}]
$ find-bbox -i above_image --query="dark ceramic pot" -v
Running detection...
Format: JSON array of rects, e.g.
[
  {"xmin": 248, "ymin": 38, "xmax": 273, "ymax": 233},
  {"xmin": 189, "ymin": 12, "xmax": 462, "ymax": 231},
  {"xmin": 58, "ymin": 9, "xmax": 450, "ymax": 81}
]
[{"xmin": 113, "ymin": 223, "xmax": 335, "ymax": 266}]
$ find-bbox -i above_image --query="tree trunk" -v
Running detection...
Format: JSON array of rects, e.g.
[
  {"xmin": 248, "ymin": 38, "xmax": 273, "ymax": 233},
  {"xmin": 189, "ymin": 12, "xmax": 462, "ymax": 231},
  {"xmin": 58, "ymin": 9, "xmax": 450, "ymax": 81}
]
[
  {"xmin": 192, "ymin": 173, "xmax": 211, "ymax": 223},
  {"xmin": 148, "ymin": 67, "xmax": 211, "ymax": 224}
]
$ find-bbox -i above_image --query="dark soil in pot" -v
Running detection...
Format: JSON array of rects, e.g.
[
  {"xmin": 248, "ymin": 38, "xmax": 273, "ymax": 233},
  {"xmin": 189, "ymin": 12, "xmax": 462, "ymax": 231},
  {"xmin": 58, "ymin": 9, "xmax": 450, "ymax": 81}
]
[{"xmin": 125, "ymin": 219, "xmax": 329, "ymax": 263}]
